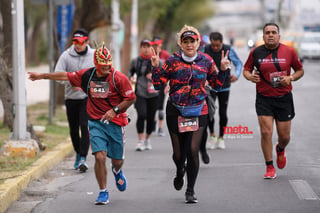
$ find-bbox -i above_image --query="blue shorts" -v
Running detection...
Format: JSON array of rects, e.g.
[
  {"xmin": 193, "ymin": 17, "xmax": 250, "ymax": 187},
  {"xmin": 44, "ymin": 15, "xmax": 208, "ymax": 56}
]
[{"xmin": 88, "ymin": 120, "xmax": 125, "ymax": 160}]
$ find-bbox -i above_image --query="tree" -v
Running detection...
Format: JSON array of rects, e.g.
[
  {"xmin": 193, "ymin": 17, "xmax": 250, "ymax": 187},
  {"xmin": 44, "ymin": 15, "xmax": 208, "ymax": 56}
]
[
  {"xmin": 55, "ymin": 0, "xmax": 112, "ymax": 104},
  {"xmin": 137, "ymin": 0, "xmax": 215, "ymax": 51},
  {"xmin": 24, "ymin": 1, "xmax": 47, "ymax": 66},
  {"xmin": 0, "ymin": 0, "xmax": 14, "ymax": 130}
]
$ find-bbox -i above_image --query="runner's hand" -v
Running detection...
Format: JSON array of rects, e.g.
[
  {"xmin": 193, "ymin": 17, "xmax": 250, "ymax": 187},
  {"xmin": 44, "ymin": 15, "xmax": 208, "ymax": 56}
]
[
  {"xmin": 151, "ymin": 47, "xmax": 160, "ymax": 67},
  {"xmin": 280, "ymin": 75, "xmax": 292, "ymax": 86},
  {"xmin": 220, "ymin": 50, "xmax": 230, "ymax": 71},
  {"xmin": 28, "ymin": 72, "xmax": 43, "ymax": 81},
  {"xmin": 100, "ymin": 109, "xmax": 115, "ymax": 123}
]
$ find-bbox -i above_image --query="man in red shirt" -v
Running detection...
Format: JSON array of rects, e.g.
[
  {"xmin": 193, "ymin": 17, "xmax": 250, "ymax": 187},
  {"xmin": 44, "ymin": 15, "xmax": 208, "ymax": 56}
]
[
  {"xmin": 243, "ymin": 23, "xmax": 304, "ymax": 179},
  {"xmin": 28, "ymin": 43, "xmax": 136, "ymax": 205}
]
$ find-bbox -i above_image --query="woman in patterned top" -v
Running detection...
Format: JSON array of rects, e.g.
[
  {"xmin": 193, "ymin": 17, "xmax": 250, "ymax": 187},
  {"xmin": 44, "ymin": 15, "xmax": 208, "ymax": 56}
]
[{"xmin": 151, "ymin": 25, "xmax": 230, "ymax": 203}]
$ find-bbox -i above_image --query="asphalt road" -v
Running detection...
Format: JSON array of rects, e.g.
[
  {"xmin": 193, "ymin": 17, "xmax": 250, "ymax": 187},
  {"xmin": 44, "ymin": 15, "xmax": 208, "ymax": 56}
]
[{"xmin": 6, "ymin": 48, "xmax": 320, "ymax": 213}]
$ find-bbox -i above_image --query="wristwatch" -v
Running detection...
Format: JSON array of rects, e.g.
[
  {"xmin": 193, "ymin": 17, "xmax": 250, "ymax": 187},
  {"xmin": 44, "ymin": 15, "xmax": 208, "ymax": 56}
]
[{"xmin": 113, "ymin": 106, "xmax": 120, "ymax": 114}]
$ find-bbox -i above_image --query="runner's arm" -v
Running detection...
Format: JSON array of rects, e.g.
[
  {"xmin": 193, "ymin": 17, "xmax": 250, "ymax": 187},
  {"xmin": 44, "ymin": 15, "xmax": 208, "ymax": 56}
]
[{"xmin": 28, "ymin": 71, "xmax": 68, "ymax": 81}]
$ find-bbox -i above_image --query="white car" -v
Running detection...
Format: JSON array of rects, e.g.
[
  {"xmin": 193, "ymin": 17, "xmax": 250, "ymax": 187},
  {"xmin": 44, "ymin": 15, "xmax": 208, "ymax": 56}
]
[{"xmin": 298, "ymin": 32, "xmax": 320, "ymax": 60}]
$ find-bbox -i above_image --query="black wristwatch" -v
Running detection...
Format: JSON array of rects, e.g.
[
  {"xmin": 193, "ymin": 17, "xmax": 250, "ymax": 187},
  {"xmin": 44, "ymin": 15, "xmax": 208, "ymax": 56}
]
[{"xmin": 113, "ymin": 106, "xmax": 120, "ymax": 114}]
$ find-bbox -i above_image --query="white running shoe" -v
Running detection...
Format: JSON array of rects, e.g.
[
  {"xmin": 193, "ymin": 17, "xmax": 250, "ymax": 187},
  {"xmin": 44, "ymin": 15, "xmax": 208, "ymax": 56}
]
[
  {"xmin": 206, "ymin": 136, "xmax": 218, "ymax": 150},
  {"xmin": 217, "ymin": 138, "xmax": 226, "ymax": 149},
  {"xmin": 145, "ymin": 139, "xmax": 152, "ymax": 150},
  {"xmin": 136, "ymin": 140, "xmax": 145, "ymax": 151}
]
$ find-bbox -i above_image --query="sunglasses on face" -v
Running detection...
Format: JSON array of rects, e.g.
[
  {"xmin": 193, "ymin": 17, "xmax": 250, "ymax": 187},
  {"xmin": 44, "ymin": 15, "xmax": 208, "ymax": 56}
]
[{"xmin": 72, "ymin": 39, "xmax": 87, "ymax": 45}]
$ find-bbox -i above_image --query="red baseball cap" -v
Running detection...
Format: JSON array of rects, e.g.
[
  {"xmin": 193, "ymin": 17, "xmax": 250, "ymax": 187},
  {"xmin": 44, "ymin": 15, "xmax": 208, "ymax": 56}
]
[
  {"xmin": 180, "ymin": 30, "xmax": 199, "ymax": 41},
  {"xmin": 72, "ymin": 29, "xmax": 88, "ymax": 43}
]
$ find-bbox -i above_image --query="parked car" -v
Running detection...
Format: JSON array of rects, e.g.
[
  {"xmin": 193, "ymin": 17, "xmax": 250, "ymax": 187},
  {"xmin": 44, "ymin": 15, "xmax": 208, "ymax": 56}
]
[{"xmin": 298, "ymin": 32, "xmax": 320, "ymax": 60}]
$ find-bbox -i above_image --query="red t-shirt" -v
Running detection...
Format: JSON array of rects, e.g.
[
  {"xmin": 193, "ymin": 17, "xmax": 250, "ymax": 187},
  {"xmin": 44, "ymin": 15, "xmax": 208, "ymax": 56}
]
[
  {"xmin": 244, "ymin": 44, "xmax": 303, "ymax": 97},
  {"xmin": 67, "ymin": 68, "xmax": 136, "ymax": 120}
]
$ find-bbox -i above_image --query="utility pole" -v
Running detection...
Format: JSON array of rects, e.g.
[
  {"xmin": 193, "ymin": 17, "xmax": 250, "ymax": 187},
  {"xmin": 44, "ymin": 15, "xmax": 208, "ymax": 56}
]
[
  {"xmin": 48, "ymin": 0, "xmax": 55, "ymax": 124},
  {"xmin": 111, "ymin": 0, "xmax": 122, "ymax": 71},
  {"xmin": 11, "ymin": 0, "xmax": 28, "ymax": 140},
  {"xmin": 2, "ymin": 0, "xmax": 39, "ymax": 158},
  {"xmin": 130, "ymin": 0, "xmax": 138, "ymax": 60}
]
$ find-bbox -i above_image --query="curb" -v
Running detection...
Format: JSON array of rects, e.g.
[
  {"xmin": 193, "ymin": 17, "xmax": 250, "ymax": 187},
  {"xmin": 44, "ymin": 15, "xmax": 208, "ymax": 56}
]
[{"xmin": 0, "ymin": 142, "xmax": 73, "ymax": 213}]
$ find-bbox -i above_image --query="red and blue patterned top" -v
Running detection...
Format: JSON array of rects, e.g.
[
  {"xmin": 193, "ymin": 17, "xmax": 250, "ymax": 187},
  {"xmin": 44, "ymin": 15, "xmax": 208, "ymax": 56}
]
[{"xmin": 152, "ymin": 50, "xmax": 225, "ymax": 108}]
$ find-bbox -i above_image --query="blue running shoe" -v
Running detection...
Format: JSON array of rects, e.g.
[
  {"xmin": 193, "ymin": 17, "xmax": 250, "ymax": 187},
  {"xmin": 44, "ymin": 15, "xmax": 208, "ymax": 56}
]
[
  {"xmin": 112, "ymin": 167, "xmax": 127, "ymax": 191},
  {"xmin": 78, "ymin": 157, "xmax": 88, "ymax": 173},
  {"xmin": 95, "ymin": 190, "xmax": 109, "ymax": 205},
  {"xmin": 74, "ymin": 153, "xmax": 81, "ymax": 170}
]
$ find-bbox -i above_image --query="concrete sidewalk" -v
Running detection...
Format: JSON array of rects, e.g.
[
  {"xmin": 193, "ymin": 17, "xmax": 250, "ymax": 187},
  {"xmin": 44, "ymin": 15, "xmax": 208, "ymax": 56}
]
[{"xmin": 0, "ymin": 142, "xmax": 73, "ymax": 213}]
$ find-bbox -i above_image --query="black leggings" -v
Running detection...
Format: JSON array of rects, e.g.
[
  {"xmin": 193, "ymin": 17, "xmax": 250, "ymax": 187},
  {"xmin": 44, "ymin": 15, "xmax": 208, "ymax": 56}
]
[
  {"xmin": 134, "ymin": 95, "xmax": 159, "ymax": 134},
  {"xmin": 208, "ymin": 91, "xmax": 230, "ymax": 137},
  {"xmin": 166, "ymin": 102, "xmax": 207, "ymax": 193},
  {"xmin": 65, "ymin": 98, "xmax": 90, "ymax": 157}
]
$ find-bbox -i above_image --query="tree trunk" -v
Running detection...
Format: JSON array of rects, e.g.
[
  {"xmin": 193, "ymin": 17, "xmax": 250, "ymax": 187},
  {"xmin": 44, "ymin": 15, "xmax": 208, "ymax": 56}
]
[
  {"xmin": 121, "ymin": 13, "xmax": 131, "ymax": 76},
  {"xmin": 26, "ymin": 18, "xmax": 45, "ymax": 66},
  {"xmin": 0, "ymin": 57, "xmax": 13, "ymax": 130},
  {"xmin": 0, "ymin": 0, "xmax": 13, "ymax": 130},
  {"xmin": 55, "ymin": 0, "xmax": 111, "ymax": 105},
  {"xmin": 0, "ymin": 0, "xmax": 13, "ymax": 67}
]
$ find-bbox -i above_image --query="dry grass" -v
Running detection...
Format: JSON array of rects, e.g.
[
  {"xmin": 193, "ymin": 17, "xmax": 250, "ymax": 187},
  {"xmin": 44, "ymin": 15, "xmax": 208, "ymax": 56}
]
[{"xmin": 0, "ymin": 102, "xmax": 69, "ymax": 183}]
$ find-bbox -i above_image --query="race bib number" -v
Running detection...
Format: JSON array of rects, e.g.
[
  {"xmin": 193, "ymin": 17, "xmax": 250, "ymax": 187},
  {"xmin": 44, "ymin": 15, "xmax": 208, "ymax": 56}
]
[
  {"xmin": 178, "ymin": 116, "xmax": 199, "ymax": 133},
  {"xmin": 89, "ymin": 81, "xmax": 109, "ymax": 98},
  {"xmin": 270, "ymin": 71, "xmax": 287, "ymax": 87}
]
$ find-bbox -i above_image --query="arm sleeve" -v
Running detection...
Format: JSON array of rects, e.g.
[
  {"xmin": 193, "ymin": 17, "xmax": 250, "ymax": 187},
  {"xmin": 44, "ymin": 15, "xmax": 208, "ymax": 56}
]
[
  {"xmin": 152, "ymin": 60, "xmax": 169, "ymax": 90},
  {"xmin": 229, "ymin": 47, "xmax": 243, "ymax": 79},
  {"xmin": 128, "ymin": 58, "xmax": 137, "ymax": 78}
]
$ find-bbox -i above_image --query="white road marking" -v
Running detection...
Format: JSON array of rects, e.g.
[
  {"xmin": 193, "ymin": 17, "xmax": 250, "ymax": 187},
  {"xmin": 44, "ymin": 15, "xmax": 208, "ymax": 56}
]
[{"xmin": 289, "ymin": 180, "xmax": 319, "ymax": 200}]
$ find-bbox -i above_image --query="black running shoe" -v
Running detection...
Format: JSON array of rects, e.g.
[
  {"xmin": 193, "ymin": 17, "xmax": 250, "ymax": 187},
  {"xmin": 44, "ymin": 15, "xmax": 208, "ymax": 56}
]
[
  {"xmin": 201, "ymin": 150, "xmax": 210, "ymax": 164},
  {"xmin": 185, "ymin": 191, "xmax": 198, "ymax": 204},
  {"xmin": 173, "ymin": 168, "xmax": 185, "ymax": 190}
]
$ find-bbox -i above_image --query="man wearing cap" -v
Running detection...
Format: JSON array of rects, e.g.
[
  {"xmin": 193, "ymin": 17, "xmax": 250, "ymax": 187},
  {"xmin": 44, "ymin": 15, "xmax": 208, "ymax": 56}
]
[
  {"xmin": 128, "ymin": 39, "xmax": 161, "ymax": 151},
  {"xmin": 55, "ymin": 29, "xmax": 94, "ymax": 172},
  {"xmin": 28, "ymin": 43, "xmax": 136, "ymax": 205}
]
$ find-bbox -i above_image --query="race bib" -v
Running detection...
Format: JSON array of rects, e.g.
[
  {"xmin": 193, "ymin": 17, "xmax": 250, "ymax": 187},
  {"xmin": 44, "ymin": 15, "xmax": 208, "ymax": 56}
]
[
  {"xmin": 89, "ymin": 81, "xmax": 109, "ymax": 98},
  {"xmin": 270, "ymin": 71, "xmax": 287, "ymax": 88},
  {"xmin": 178, "ymin": 116, "xmax": 199, "ymax": 133}
]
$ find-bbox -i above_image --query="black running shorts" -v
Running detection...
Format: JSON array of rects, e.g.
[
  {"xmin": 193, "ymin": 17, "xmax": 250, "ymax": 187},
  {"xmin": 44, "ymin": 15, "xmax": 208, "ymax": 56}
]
[{"xmin": 255, "ymin": 92, "xmax": 295, "ymax": 121}]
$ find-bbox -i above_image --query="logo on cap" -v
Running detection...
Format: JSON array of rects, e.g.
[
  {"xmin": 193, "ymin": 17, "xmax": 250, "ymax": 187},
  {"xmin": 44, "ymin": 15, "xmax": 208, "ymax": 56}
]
[{"xmin": 181, "ymin": 31, "xmax": 198, "ymax": 41}]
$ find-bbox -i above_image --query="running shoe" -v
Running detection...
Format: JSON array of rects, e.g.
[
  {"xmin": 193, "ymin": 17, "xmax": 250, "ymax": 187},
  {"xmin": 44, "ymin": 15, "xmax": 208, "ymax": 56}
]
[
  {"xmin": 206, "ymin": 136, "xmax": 217, "ymax": 150},
  {"xmin": 264, "ymin": 165, "xmax": 277, "ymax": 179},
  {"xmin": 78, "ymin": 157, "xmax": 88, "ymax": 173},
  {"xmin": 201, "ymin": 150, "xmax": 210, "ymax": 164},
  {"xmin": 217, "ymin": 138, "xmax": 226, "ymax": 150},
  {"xmin": 74, "ymin": 153, "xmax": 81, "ymax": 170},
  {"xmin": 276, "ymin": 144, "xmax": 287, "ymax": 169},
  {"xmin": 112, "ymin": 167, "xmax": 127, "ymax": 191},
  {"xmin": 158, "ymin": 128, "xmax": 165, "ymax": 137},
  {"xmin": 95, "ymin": 190, "xmax": 109, "ymax": 205},
  {"xmin": 173, "ymin": 168, "xmax": 185, "ymax": 191},
  {"xmin": 135, "ymin": 141, "xmax": 145, "ymax": 151},
  {"xmin": 145, "ymin": 139, "xmax": 152, "ymax": 150},
  {"xmin": 185, "ymin": 191, "xmax": 198, "ymax": 204}
]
